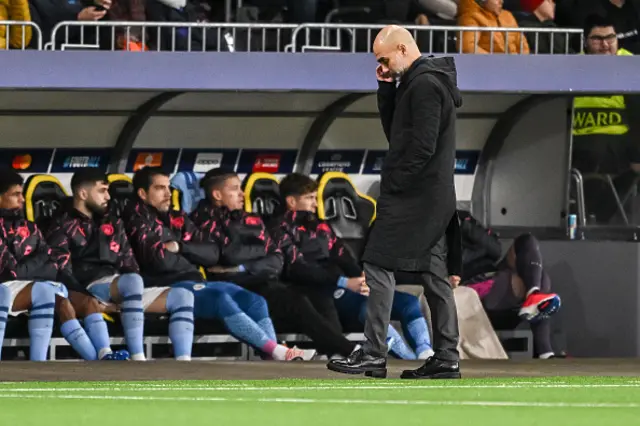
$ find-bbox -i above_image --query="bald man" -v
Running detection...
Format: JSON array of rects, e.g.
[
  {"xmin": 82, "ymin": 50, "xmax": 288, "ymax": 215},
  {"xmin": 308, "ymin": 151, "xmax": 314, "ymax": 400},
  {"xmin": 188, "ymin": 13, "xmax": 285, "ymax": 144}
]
[{"xmin": 327, "ymin": 25, "xmax": 463, "ymax": 379}]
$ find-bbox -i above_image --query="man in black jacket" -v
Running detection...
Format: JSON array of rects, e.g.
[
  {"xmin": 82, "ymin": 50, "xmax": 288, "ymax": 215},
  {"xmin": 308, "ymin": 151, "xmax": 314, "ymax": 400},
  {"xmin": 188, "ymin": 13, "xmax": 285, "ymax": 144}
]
[
  {"xmin": 328, "ymin": 25, "xmax": 462, "ymax": 379},
  {"xmin": 46, "ymin": 169, "xmax": 195, "ymax": 361},
  {"xmin": 0, "ymin": 169, "xmax": 118, "ymax": 361},
  {"xmin": 191, "ymin": 168, "xmax": 359, "ymax": 360}
]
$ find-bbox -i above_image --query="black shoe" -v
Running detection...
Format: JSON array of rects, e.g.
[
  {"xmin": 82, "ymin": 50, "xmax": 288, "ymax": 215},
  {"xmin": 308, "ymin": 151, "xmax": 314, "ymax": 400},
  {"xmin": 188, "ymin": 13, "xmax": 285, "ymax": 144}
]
[
  {"xmin": 327, "ymin": 348, "xmax": 387, "ymax": 378},
  {"xmin": 400, "ymin": 356, "xmax": 461, "ymax": 380}
]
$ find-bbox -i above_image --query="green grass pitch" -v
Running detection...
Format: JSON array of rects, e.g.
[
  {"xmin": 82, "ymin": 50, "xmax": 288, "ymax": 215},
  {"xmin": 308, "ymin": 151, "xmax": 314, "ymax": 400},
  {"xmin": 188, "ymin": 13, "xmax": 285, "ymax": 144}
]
[{"xmin": 1, "ymin": 377, "xmax": 639, "ymax": 426}]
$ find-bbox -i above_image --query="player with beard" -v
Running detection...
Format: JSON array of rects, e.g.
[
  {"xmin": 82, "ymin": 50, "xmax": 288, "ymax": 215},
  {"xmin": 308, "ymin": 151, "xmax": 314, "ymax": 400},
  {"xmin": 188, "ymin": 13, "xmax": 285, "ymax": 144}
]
[
  {"xmin": 46, "ymin": 169, "xmax": 195, "ymax": 361},
  {"xmin": 0, "ymin": 169, "xmax": 101, "ymax": 361}
]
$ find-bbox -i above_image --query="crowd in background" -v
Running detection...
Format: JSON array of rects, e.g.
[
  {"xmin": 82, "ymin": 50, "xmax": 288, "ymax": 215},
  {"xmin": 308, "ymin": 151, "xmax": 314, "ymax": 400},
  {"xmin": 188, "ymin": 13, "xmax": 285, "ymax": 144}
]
[{"xmin": 1, "ymin": 0, "xmax": 640, "ymax": 53}]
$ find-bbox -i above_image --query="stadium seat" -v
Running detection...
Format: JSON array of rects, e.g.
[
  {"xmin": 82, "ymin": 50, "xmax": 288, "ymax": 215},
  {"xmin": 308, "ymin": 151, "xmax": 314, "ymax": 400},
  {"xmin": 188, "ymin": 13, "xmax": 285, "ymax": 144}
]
[
  {"xmin": 171, "ymin": 171, "xmax": 204, "ymax": 214},
  {"xmin": 23, "ymin": 174, "xmax": 70, "ymax": 231},
  {"xmin": 107, "ymin": 174, "xmax": 134, "ymax": 218},
  {"xmin": 242, "ymin": 172, "xmax": 280, "ymax": 218},
  {"xmin": 316, "ymin": 171, "xmax": 376, "ymax": 257}
]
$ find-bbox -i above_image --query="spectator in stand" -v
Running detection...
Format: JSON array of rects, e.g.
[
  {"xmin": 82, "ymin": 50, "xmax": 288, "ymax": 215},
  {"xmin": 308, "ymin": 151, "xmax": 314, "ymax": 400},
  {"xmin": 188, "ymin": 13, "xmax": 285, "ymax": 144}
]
[
  {"xmin": 556, "ymin": 0, "xmax": 640, "ymax": 54},
  {"xmin": 29, "ymin": 0, "xmax": 110, "ymax": 48},
  {"xmin": 1, "ymin": 0, "xmax": 32, "ymax": 49},
  {"xmin": 458, "ymin": 0, "xmax": 530, "ymax": 54},
  {"xmin": 572, "ymin": 15, "xmax": 640, "ymax": 223},
  {"xmin": 146, "ymin": 0, "xmax": 229, "ymax": 51},
  {"xmin": 416, "ymin": 0, "xmax": 458, "ymax": 21},
  {"xmin": 107, "ymin": 0, "xmax": 147, "ymax": 50},
  {"xmin": 287, "ymin": 0, "xmax": 318, "ymax": 22},
  {"xmin": 249, "ymin": 0, "xmax": 321, "ymax": 23},
  {"xmin": 517, "ymin": 0, "xmax": 576, "ymax": 53}
]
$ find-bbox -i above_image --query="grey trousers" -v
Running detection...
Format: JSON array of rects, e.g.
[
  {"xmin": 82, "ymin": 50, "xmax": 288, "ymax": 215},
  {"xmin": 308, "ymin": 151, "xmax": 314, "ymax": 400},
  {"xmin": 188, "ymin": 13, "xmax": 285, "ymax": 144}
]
[{"xmin": 362, "ymin": 236, "xmax": 460, "ymax": 361}]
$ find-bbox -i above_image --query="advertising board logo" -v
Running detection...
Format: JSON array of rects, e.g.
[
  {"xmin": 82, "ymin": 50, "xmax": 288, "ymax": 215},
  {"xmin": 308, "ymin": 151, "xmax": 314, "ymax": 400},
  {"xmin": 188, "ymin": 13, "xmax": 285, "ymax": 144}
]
[
  {"xmin": 193, "ymin": 153, "xmax": 223, "ymax": 173},
  {"xmin": 134, "ymin": 153, "xmax": 163, "ymax": 171},
  {"xmin": 454, "ymin": 159, "xmax": 469, "ymax": 171},
  {"xmin": 12, "ymin": 154, "xmax": 32, "ymax": 170},
  {"xmin": 252, "ymin": 154, "xmax": 281, "ymax": 173},
  {"xmin": 63, "ymin": 156, "xmax": 102, "ymax": 169},
  {"xmin": 317, "ymin": 153, "xmax": 351, "ymax": 172}
]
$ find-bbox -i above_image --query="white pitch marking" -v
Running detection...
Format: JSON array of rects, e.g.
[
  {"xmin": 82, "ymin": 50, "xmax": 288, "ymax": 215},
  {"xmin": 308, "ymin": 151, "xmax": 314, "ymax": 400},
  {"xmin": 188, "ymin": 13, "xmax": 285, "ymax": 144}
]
[
  {"xmin": 0, "ymin": 393, "xmax": 636, "ymax": 409},
  {"xmin": 2, "ymin": 383, "xmax": 640, "ymax": 392}
]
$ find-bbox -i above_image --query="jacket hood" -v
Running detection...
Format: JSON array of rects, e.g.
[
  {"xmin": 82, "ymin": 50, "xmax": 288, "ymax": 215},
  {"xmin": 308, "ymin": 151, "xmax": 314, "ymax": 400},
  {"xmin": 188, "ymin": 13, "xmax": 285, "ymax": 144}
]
[{"xmin": 403, "ymin": 56, "xmax": 463, "ymax": 108}]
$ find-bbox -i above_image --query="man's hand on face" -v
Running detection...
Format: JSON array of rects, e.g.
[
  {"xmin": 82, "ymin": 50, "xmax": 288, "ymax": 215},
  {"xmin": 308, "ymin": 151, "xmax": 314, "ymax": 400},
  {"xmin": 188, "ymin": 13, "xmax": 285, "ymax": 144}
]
[{"xmin": 377, "ymin": 64, "xmax": 394, "ymax": 83}]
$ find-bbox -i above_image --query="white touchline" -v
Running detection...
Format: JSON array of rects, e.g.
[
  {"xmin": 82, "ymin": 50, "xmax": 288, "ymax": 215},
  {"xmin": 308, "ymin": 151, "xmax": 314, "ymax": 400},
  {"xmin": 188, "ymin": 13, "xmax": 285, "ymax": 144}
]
[
  {"xmin": 0, "ymin": 393, "xmax": 637, "ymax": 409},
  {"xmin": 2, "ymin": 383, "xmax": 640, "ymax": 392}
]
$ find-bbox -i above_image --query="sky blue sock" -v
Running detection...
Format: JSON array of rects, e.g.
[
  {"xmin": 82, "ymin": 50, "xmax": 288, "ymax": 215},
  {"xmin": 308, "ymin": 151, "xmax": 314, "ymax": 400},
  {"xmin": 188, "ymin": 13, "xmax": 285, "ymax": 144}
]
[
  {"xmin": 224, "ymin": 313, "xmax": 273, "ymax": 352},
  {"xmin": 28, "ymin": 282, "xmax": 57, "ymax": 361},
  {"xmin": 0, "ymin": 285, "xmax": 10, "ymax": 360},
  {"xmin": 60, "ymin": 319, "xmax": 97, "ymax": 360},
  {"xmin": 257, "ymin": 318, "xmax": 277, "ymax": 342},
  {"xmin": 387, "ymin": 325, "xmax": 417, "ymax": 360},
  {"xmin": 83, "ymin": 313, "xmax": 111, "ymax": 358},
  {"xmin": 233, "ymin": 291, "xmax": 277, "ymax": 342},
  {"xmin": 117, "ymin": 274, "xmax": 145, "ymax": 358},
  {"xmin": 406, "ymin": 317, "xmax": 433, "ymax": 356},
  {"xmin": 191, "ymin": 287, "xmax": 276, "ymax": 353},
  {"xmin": 166, "ymin": 288, "xmax": 194, "ymax": 359}
]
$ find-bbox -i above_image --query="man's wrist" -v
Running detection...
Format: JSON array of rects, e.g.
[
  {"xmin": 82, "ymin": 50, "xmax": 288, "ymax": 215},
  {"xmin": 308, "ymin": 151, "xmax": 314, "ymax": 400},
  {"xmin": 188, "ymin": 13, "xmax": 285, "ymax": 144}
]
[{"xmin": 337, "ymin": 276, "xmax": 348, "ymax": 289}]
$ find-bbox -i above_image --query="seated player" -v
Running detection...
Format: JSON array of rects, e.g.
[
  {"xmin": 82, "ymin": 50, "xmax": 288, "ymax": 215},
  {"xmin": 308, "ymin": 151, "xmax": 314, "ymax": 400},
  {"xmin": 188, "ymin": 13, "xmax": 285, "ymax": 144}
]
[
  {"xmin": 126, "ymin": 167, "xmax": 313, "ymax": 361},
  {"xmin": 457, "ymin": 210, "xmax": 563, "ymax": 359},
  {"xmin": 272, "ymin": 173, "xmax": 434, "ymax": 360},
  {"xmin": 0, "ymin": 169, "xmax": 119, "ymax": 361},
  {"xmin": 46, "ymin": 169, "xmax": 195, "ymax": 361},
  {"xmin": 190, "ymin": 168, "xmax": 363, "ymax": 360}
]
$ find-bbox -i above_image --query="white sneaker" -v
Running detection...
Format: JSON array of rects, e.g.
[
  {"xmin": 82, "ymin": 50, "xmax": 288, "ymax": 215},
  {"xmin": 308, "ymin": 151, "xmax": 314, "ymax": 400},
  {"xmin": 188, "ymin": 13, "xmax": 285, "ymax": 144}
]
[{"xmin": 284, "ymin": 346, "xmax": 317, "ymax": 361}]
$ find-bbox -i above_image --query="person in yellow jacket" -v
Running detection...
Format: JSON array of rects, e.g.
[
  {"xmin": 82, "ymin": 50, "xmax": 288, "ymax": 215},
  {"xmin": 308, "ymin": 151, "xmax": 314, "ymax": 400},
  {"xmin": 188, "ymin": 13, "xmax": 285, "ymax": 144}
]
[
  {"xmin": 457, "ymin": 0, "xmax": 530, "ymax": 54},
  {"xmin": 0, "ymin": 0, "xmax": 32, "ymax": 49},
  {"xmin": 572, "ymin": 14, "xmax": 640, "ymax": 223}
]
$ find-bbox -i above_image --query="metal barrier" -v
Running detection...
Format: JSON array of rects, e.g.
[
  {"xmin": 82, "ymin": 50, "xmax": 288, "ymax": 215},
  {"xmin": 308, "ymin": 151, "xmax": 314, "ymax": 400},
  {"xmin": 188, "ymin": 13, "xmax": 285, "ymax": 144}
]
[
  {"xmin": 0, "ymin": 20, "xmax": 586, "ymax": 54},
  {"xmin": 570, "ymin": 168, "xmax": 587, "ymax": 227},
  {"xmin": 49, "ymin": 21, "xmax": 297, "ymax": 52},
  {"xmin": 288, "ymin": 23, "xmax": 584, "ymax": 54},
  {"xmin": 0, "ymin": 20, "xmax": 43, "ymax": 50}
]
